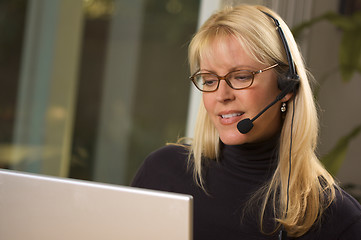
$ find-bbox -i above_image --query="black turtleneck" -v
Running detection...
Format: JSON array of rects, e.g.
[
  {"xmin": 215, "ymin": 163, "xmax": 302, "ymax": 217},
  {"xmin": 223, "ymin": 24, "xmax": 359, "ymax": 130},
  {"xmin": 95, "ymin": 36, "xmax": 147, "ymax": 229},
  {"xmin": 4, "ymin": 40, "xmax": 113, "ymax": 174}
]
[
  {"xmin": 131, "ymin": 136, "xmax": 361, "ymax": 240},
  {"xmin": 219, "ymin": 135, "xmax": 279, "ymax": 182}
]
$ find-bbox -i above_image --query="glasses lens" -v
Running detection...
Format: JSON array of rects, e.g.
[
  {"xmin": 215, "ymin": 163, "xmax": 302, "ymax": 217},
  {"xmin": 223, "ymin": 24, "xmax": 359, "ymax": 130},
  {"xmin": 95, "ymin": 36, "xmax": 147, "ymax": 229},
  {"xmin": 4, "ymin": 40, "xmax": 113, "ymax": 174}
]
[
  {"xmin": 193, "ymin": 73, "xmax": 218, "ymax": 92},
  {"xmin": 228, "ymin": 70, "xmax": 253, "ymax": 89}
]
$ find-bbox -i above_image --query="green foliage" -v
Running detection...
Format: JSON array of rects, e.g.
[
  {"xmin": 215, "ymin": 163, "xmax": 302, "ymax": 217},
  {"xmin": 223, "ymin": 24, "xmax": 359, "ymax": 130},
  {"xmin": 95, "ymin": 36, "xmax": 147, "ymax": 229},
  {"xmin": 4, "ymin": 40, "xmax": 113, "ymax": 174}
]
[
  {"xmin": 320, "ymin": 125, "xmax": 361, "ymax": 176},
  {"xmin": 293, "ymin": 11, "xmax": 361, "ymax": 82},
  {"xmin": 292, "ymin": 11, "xmax": 361, "ymax": 177}
]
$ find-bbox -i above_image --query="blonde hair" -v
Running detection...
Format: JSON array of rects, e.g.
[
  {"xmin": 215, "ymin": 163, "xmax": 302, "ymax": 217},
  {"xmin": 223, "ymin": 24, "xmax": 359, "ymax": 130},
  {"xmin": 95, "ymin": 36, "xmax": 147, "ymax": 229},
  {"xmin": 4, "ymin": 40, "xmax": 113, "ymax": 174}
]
[{"xmin": 186, "ymin": 4, "xmax": 336, "ymax": 237}]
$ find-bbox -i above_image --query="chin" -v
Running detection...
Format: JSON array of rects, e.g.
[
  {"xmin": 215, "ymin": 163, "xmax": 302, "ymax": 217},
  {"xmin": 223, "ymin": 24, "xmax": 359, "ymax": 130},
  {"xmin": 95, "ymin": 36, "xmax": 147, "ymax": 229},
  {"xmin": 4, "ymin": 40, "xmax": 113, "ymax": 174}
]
[{"xmin": 219, "ymin": 132, "xmax": 248, "ymax": 145}]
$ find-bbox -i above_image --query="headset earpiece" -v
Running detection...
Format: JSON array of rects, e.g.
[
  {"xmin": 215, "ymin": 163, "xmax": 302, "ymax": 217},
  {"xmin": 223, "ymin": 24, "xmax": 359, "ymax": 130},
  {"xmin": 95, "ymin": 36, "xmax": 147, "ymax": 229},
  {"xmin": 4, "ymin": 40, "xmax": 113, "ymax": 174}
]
[
  {"xmin": 277, "ymin": 73, "xmax": 300, "ymax": 93},
  {"xmin": 261, "ymin": 10, "xmax": 300, "ymax": 95},
  {"xmin": 277, "ymin": 74, "xmax": 290, "ymax": 91}
]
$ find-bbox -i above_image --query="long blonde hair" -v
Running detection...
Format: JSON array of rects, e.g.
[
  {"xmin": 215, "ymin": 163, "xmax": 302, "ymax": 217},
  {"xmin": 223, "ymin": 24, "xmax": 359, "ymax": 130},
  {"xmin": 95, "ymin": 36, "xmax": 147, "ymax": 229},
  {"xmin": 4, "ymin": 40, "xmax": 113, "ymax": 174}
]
[{"xmin": 187, "ymin": 4, "xmax": 336, "ymax": 237}]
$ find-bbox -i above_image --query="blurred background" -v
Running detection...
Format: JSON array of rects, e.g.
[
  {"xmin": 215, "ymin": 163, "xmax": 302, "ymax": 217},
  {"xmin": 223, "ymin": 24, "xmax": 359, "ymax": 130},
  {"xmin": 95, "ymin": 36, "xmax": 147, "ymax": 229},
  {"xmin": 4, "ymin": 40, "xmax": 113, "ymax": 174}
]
[{"xmin": 0, "ymin": 0, "xmax": 360, "ymax": 200}]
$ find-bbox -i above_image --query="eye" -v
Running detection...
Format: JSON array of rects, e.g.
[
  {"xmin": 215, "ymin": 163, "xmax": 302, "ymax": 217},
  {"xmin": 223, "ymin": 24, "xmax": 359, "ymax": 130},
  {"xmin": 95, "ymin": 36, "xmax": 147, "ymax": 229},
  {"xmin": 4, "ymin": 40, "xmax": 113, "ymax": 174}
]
[
  {"xmin": 231, "ymin": 71, "xmax": 253, "ymax": 81},
  {"xmin": 198, "ymin": 74, "xmax": 218, "ymax": 86}
]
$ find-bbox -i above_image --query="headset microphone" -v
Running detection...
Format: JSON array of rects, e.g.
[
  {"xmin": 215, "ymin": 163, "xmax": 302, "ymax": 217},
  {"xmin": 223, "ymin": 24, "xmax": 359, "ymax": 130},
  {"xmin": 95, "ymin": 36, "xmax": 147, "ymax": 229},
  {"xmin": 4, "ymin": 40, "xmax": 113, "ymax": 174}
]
[
  {"xmin": 237, "ymin": 10, "xmax": 300, "ymax": 135},
  {"xmin": 237, "ymin": 80, "xmax": 297, "ymax": 134}
]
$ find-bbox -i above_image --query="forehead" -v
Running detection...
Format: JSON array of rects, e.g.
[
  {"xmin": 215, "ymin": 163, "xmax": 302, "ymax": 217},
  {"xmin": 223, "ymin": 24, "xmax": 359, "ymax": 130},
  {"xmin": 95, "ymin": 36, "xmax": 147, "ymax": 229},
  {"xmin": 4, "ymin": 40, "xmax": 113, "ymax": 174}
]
[{"xmin": 199, "ymin": 36, "xmax": 259, "ymax": 71}]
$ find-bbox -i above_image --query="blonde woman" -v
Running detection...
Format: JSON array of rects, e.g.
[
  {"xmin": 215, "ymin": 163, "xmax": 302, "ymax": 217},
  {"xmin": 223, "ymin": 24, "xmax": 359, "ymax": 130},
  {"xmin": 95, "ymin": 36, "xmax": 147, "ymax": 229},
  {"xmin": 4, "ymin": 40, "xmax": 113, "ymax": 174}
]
[{"xmin": 132, "ymin": 4, "xmax": 361, "ymax": 239}]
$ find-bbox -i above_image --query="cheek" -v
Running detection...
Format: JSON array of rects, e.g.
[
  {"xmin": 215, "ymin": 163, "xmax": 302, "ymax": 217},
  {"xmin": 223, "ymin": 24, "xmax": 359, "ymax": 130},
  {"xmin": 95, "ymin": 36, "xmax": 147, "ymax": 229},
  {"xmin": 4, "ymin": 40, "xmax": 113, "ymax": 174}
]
[
  {"xmin": 202, "ymin": 94, "xmax": 214, "ymax": 114},
  {"xmin": 250, "ymin": 82, "xmax": 281, "ymax": 109}
]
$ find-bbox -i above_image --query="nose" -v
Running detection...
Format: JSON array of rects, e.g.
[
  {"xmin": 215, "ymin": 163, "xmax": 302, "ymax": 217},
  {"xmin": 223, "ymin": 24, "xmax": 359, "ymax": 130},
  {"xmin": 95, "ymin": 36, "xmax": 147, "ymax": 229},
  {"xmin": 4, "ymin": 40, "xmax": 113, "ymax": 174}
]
[{"xmin": 215, "ymin": 80, "xmax": 236, "ymax": 103}]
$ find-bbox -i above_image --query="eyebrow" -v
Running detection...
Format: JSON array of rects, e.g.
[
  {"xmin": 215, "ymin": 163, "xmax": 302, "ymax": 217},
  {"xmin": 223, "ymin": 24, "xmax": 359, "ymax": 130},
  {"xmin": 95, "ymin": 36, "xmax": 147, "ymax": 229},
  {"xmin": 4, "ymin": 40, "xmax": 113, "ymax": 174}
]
[{"xmin": 198, "ymin": 65, "xmax": 257, "ymax": 74}]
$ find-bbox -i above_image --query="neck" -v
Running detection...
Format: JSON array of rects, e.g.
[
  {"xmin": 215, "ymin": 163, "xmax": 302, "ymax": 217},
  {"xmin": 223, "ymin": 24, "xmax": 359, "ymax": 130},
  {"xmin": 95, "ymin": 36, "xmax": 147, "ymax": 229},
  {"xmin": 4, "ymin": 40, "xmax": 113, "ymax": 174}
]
[{"xmin": 220, "ymin": 133, "xmax": 280, "ymax": 179}]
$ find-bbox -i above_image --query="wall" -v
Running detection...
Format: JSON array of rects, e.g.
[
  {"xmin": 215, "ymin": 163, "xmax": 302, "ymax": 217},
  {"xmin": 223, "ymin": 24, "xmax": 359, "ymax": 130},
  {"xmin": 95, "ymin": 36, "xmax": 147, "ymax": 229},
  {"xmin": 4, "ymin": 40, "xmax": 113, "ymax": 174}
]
[{"xmin": 307, "ymin": 0, "xmax": 361, "ymax": 186}]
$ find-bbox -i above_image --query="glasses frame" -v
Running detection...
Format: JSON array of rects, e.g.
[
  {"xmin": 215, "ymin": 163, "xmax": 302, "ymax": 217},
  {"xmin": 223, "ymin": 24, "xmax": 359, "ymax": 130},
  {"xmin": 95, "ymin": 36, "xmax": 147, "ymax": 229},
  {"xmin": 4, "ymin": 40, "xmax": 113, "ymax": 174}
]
[{"xmin": 189, "ymin": 63, "xmax": 279, "ymax": 92}]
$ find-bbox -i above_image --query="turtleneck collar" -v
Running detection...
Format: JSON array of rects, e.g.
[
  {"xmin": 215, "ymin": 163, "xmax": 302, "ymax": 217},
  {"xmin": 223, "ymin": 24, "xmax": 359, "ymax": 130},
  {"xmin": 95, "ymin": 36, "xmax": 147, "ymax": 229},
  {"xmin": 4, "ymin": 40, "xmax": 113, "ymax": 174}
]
[{"xmin": 219, "ymin": 134, "xmax": 280, "ymax": 179}]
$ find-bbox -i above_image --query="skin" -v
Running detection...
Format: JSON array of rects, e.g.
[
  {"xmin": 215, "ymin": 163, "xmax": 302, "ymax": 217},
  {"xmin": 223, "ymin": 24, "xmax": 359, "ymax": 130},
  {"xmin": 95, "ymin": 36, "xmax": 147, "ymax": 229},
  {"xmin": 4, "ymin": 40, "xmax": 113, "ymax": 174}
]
[{"xmin": 201, "ymin": 37, "xmax": 292, "ymax": 145}]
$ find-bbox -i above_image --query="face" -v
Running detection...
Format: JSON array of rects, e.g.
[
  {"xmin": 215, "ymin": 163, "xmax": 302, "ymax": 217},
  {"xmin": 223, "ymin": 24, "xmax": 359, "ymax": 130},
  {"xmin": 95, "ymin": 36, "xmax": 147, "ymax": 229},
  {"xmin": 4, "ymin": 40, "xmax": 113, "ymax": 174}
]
[{"xmin": 201, "ymin": 37, "xmax": 290, "ymax": 145}]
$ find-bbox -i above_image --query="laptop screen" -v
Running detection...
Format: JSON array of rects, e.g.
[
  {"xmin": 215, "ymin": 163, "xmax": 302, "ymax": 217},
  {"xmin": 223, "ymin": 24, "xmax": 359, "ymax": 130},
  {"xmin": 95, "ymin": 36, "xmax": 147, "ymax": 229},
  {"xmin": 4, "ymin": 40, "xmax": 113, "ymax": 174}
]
[{"xmin": 0, "ymin": 169, "xmax": 193, "ymax": 240}]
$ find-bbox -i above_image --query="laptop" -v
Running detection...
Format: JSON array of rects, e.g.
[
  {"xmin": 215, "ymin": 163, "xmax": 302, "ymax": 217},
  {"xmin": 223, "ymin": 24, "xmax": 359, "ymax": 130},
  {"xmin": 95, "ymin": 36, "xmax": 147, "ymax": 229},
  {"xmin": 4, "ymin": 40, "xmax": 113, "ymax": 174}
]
[{"xmin": 0, "ymin": 169, "xmax": 193, "ymax": 240}]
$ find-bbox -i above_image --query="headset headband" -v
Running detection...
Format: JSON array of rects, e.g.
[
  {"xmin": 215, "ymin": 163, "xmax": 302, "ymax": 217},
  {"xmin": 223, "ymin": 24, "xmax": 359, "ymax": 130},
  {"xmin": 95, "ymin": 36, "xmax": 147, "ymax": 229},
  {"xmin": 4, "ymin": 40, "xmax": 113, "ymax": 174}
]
[{"xmin": 261, "ymin": 11, "xmax": 299, "ymax": 81}]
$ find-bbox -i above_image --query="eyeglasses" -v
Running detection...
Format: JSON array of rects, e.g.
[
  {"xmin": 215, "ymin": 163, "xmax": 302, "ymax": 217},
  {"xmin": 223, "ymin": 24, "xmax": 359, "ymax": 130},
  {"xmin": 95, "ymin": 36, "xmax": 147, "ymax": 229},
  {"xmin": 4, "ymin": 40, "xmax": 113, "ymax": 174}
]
[{"xmin": 189, "ymin": 64, "xmax": 278, "ymax": 92}]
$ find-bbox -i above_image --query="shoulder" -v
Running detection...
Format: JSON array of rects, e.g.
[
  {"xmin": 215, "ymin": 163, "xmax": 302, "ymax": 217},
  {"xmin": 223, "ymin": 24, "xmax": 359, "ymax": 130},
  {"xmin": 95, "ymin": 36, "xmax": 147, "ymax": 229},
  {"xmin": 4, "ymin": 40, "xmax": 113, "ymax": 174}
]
[
  {"xmin": 299, "ymin": 187, "xmax": 361, "ymax": 239},
  {"xmin": 131, "ymin": 144, "xmax": 191, "ymax": 190},
  {"xmin": 142, "ymin": 144, "xmax": 190, "ymax": 171},
  {"xmin": 328, "ymin": 187, "xmax": 361, "ymax": 222},
  {"xmin": 146, "ymin": 144, "xmax": 189, "ymax": 161},
  {"xmin": 318, "ymin": 187, "xmax": 361, "ymax": 239},
  {"xmin": 334, "ymin": 187, "xmax": 361, "ymax": 212},
  {"xmin": 331, "ymin": 188, "xmax": 361, "ymax": 237}
]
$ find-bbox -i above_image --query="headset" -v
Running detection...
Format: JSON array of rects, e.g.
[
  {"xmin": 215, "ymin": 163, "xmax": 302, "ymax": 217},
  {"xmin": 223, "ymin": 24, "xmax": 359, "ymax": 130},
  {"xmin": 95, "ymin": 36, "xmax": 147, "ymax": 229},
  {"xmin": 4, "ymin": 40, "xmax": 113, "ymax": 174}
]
[
  {"xmin": 262, "ymin": 11, "xmax": 300, "ymax": 90},
  {"xmin": 237, "ymin": 11, "xmax": 300, "ymax": 134},
  {"xmin": 236, "ymin": 10, "xmax": 301, "ymax": 240}
]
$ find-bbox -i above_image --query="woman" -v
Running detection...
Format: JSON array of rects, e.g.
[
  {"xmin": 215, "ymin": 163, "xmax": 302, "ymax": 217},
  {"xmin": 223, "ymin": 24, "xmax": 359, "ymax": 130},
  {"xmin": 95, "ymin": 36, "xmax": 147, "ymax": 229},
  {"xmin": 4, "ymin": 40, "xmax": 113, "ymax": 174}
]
[{"xmin": 132, "ymin": 4, "xmax": 361, "ymax": 239}]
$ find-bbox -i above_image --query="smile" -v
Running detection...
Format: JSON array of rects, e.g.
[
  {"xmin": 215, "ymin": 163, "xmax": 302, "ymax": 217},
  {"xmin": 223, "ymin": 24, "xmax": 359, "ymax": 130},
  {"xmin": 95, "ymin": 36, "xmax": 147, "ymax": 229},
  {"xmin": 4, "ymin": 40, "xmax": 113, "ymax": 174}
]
[{"xmin": 221, "ymin": 113, "xmax": 243, "ymax": 119}]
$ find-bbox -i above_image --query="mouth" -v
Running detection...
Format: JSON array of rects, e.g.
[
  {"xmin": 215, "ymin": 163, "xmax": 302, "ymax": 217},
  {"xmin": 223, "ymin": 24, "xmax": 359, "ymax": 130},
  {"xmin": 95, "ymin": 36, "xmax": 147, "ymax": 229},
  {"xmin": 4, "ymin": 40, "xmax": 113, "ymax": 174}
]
[
  {"xmin": 218, "ymin": 111, "xmax": 245, "ymax": 125},
  {"xmin": 221, "ymin": 113, "xmax": 243, "ymax": 119},
  {"xmin": 221, "ymin": 112, "xmax": 244, "ymax": 119}
]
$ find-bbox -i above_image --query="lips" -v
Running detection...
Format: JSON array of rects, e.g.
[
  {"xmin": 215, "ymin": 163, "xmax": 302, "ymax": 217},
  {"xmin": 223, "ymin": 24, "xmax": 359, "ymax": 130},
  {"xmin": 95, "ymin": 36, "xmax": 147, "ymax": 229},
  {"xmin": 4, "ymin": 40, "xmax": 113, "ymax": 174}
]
[
  {"xmin": 221, "ymin": 112, "xmax": 243, "ymax": 119},
  {"xmin": 218, "ymin": 111, "xmax": 244, "ymax": 125}
]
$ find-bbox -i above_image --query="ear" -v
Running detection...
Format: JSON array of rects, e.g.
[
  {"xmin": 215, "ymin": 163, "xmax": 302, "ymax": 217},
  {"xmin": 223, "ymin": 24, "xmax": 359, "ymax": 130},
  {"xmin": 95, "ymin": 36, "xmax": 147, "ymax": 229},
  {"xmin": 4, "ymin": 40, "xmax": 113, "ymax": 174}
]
[{"xmin": 282, "ymin": 92, "xmax": 293, "ymax": 102}]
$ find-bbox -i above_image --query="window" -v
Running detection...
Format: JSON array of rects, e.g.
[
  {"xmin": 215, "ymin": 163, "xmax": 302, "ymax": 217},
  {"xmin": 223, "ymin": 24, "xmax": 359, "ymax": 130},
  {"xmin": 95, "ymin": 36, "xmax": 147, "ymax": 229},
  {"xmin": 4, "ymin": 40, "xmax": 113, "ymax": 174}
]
[{"xmin": 0, "ymin": 0, "xmax": 200, "ymax": 185}]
